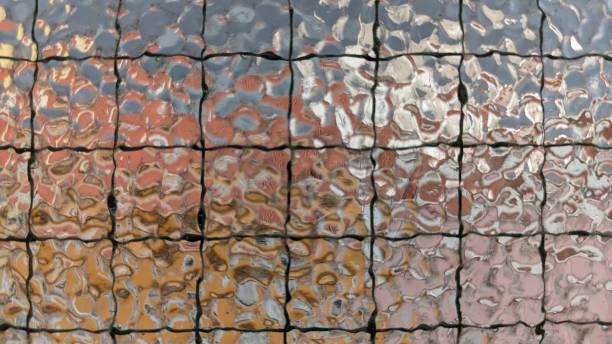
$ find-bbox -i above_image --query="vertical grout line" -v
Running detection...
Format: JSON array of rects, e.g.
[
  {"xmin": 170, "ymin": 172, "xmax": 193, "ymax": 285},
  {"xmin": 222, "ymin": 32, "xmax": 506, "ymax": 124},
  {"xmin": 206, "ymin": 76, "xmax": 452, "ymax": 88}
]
[
  {"xmin": 25, "ymin": 0, "xmax": 39, "ymax": 341},
  {"xmin": 368, "ymin": 0, "xmax": 380, "ymax": 342},
  {"xmin": 108, "ymin": 0, "xmax": 123, "ymax": 341},
  {"xmin": 536, "ymin": 0, "xmax": 548, "ymax": 342},
  {"xmin": 194, "ymin": 1, "xmax": 208, "ymax": 342},
  {"xmin": 283, "ymin": 1, "xmax": 295, "ymax": 342},
  {"xmin": 537, "ymin": 128, "xmax": 548, "ymax": 344},
  {"xmin": 455, "ymin": 0, "xmax": 466, "ymax": 342}
]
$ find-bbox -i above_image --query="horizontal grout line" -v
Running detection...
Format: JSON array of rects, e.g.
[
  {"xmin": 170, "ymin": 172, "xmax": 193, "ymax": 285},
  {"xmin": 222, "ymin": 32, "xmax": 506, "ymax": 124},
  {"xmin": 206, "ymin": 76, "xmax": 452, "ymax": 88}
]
[
  {"xmin": 2, "ymin": 230, "xmax": 611, "ymax": 243},
  {"xmin": 381, "ymin": 142, "xmax": 612, "ymax": 150},
  {"xmin": 378, "ymin": 231, "xmax": 612, "ymax": 240},
  {"xmin": 545, "ymin": 320, "xmax": 612, "ymax": 326},
  {"xmin": 380, "ymin": 51, "xmax": 612, "ymax": 61},
  {"xmin": 0, "ymin": 50, "xmax": 609, "ymax": 64},
  {"xmin": 377, "ymin": 320, "xmax": 536, "ymax": 332},
  {"xmin": 1, "ymin": 319, "xmax": 609, "ymax": 335},
  {"xmin": 377, "ymin": 319, "xmax": 612, "ymax": 332},
  {"xmin": 0, "ymin": 325, "xmax": 195, "ymax": 335},
  {"xmin": 0, "ymin": 141, "xmax": 610, "ymax": 154}
]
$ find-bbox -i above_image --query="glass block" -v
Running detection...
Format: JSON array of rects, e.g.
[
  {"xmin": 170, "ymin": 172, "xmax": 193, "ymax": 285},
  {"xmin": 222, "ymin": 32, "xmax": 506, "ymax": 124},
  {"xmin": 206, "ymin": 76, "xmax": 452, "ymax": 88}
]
[
  {"xmin": 543, "ymin": 323, "xmax": 612, "ymax": 344},
  {"xmin": 462, "ymin": 146, "xmax": 545, "ymax": 235},
  {"xmin": 293, "ymin": 0, "xmax": 375, "ymax": 57},
  {"xmin": 117, "ymin": 331, "xmax": 195, "ymax": 344},
  {"xmin": 463, "ymin": 0, "xmax": 541, "ymax": 54},
  {"xmin": 200, "ymin": 237, "xmax": 286, "ymax": 329},
  {"xmin": 0, "ymin": 150, "xmax": 29, "ymax": 238},
  {"xmin": 543, "ymin": 57, "xmax": 611, "ymax": 146},
  {"xmin": 114, "ymin": 148, "xmax": 201, "ymax": 241},
  {"xmin": 31, "ymin": 332, "xmax": 113, "ymax": 344},
  {"xmin": 203, "ymin": 56, "xmax": 290, "ymax": 147},
  {"xmin": 0, "ymin": 59, "xmax": 34, "ymax": 148},
  {"xmin": 0, "ymin": 241, "xmax": 28, "ymax": 327},
  {"xmin": 544, "ymin": 146, "xmax": 611, "ymax": 234},
  {"xmin": 289, "ymin": 331, "xmax": 370, "ymax": 344},
  {"xmin": 0, "ymin": 329, "xmax": 27, "ymax": 343},
  {"xmin": 30, "ymin": 240, "xmax": 114, "ymax": 330},
  {"xmin": 374, "ymin": 236, "xmax": 459, "ymax": 328},
  {"xmin": 461, "ymin": 54, "xmax": 543, "ymax": 144},
  {"xmin": 378, "ymin": 0, "xmax": 462, "ymax": 56},
  {"xmin": 545, "ymin": 235, "xmax": 612, "ymax": 322},
  {"xmin": 204, "ymin": 0, "xmax": 290, "ymax": 58},
  {"xmin": 113, "ymin": 239, "xmax": 201, "ymax": 330},
  {"xmin": 32, "ymin": 150, "xmax": 113, "ymax": 239},
  {"xmin": 288, "ymin": 238, "xmax": 374, "ymax": 328},
  {"xmin": 541, "ymin": 0, "xmax": 612, "ymax": 57},
  {"xmin": 0, "ymin": 0, "xmax": 36, "ymax": 59},
  {"xmin": 461, "ymin": 235, "xmax": 544, "ymax": 326},
  {"xmin": 291, "ymin": 57, "xmax": 374, "ymax": 148},
  {"xmin": 204, "ymin": 148, "xmax": 289, "ymax": 237},
  {"xmin": 36, "ymin": 0, "xmax": 118, "ymax": 58},
  {"xmin": 34, "ymin": 59, "xmax": 117, "ymax": 149},
  {"xmin": 119, "ymin": 0, "xmax": 204, "ymax": 57},
  {"xmin": 376, "ymin": 55, "xmax": 461, "ymax": 148},
  {"xmin": 460, "ymin": 325, "xmax": 541, "ymax": 344},
  {"xmin": 201, "ymin": 331, "xmax": 284, "ymax": 343},
  {"xmin": 376, "ymin": 329, "xmax": 457, "ymax": 343},
  {"xmin": 374, "ymin": 146, "xmax": 460, "ymax": 237},
  {"xmin": 118, "ymin": 56, "xmax": 202, "ymax": 147},
  {"xmin": 289, "ymin": 148, "xmax": 372, "ymax": 237}
]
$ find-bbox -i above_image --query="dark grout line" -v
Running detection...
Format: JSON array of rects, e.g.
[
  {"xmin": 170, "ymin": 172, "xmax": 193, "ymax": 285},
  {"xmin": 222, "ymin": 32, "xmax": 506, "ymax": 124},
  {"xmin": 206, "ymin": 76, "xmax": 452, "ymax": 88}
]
[
  {"xmin": 376, "ymin": 320, "xmax": 545, "ymax": 332},
  {"xmin": 454, "ymin": 0, "xmax": 467, "ymax": 341},
  {"xmin": 0, "ymin": 141, "xmax": 608, "ymax": 155},
  {"xmin": 194, "ymin": 2, "xmax": 207, "ymax": 343},
  {"xmin": 3, "ymin": 319, "xmax": 609, "ymax": 336},
  {"xmin": 117, "ymin": 143, "xmax": 201, "ymax": 151},
  {"xmin": 25, "ymin": 0, "xmax": 39, "ymax": 339},
  {"xmin": 203, "ymin": 50, "xmax": 287, "ymax": 61},
  {"xmin": 283, "ymin": 2, "xmax": 295, "ymax": 343},
  {"xmin": 1, "ymin": 321, "xmax": 610, "ymax": 336},
  {"xmin": 546, "ymin": 319, "xmax": 612, "ymax": 326},
  {"xmin": 367, "ymin": 1, "xmax": 381, "ymax": 343},
  {"xmin": 200, "ymin": 230, "xmax": 612, "ymax": 239},
  {"xmin": 194, "ymin": 161, "xmax": 205, "ymax": 344},
  {"xmin": 292, "ymin": 52, "xmax": 378, "ymax": 61},
  {"xmin": 379, "ymin": 51, "xmax": 612, "ymax": 61},
  {"xmin": 1, "ymin": 229, "xmax": 611, "ymax": 244},
  {"xmin": 107, "ymin": 0, "xmax": 123, "ymax": 342},
  {"xmin": 537, "ymin": 154, "xmax": 548, "ymax": 342},
  {"xmin": 0, "ymin": 51, "xmax": 610, "ymax": 64},
  {"xmin": 536, "ymin": 0, "xmax": 548, "ymax": 342}
]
